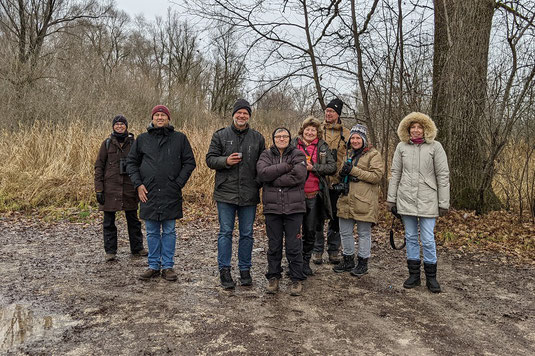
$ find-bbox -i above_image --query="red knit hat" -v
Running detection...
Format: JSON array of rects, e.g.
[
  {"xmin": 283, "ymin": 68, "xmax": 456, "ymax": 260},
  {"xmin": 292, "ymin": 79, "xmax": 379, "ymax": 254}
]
[{"xmin": 151, "ymin": 105, "xmax": 171, "ymax": 120}]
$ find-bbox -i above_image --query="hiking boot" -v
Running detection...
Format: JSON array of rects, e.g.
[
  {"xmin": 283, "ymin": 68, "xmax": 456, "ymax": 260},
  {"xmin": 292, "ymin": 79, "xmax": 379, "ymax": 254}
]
[
  {"xmin": 328, "ymin": 251, "xmax": 341, "ymax": 264},
  {"xmin": 266, "ymin": 278, "xmax": 279, "ymax": 294},
  {"xmin": 240, "ymin": 270, "xmax": 252, "ymax": 286},
  {"xmin": 161, "ymin": 268, "xmax": 178, "ymax": 281},
  {"xmin": 403, "ymin": 260, "xmax": 421, "ymax": 289},
  {"xmin": 312, "ymin": 252, "xmax": 323, "ymax": 265},
  {"xmin": 219, "ymin": 267, "xmax": 236, "ymax": 289},
  {"xmin": 290, "ymin": 281, "xmax": 303, "ymax": 296},
  {"xmin": 105, "ymin": 253, "xmax": 116, "ymax": 262},
  {"xmin": 132, "ymin": 248, "xmax": 148, "ymax": 257},
  {"xmin": 424, "ymin": 262, "xmax": 441, "ymax": 293},
  {"xmin": 333, "ymin": 254, "xmax": 355, "ymax": 273},
  {"xmin": 303, "ymin": 259, "xmax": 314, "ymax": 276},
  {"xmin": 139, "ymin": 268, "xmax": 160, "ymax": 280},
  {"xmin": 350, "ymin": 256, "xmax": 368, "ymax": 277}
]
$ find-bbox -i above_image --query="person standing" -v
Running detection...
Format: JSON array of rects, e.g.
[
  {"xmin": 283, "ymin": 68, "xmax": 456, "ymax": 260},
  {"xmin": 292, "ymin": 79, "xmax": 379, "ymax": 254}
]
[
  {"xmin": 94, "ymin": 115, "xmax": 147, "ymax": 261},
  {"xmin": 313, "ymin": 98, "xmax": 351, "ymax": 265},
  {"xmin": 126, "ymin": 105, "xmax": 196, "ymax": 281},
  {"xmin": 292, "ymin": 117, "xmax": 337, "ymax": 276},
  {"xmin": 386, "ymin": 112, "xmax": 450, "ymax": 293},
  {"xmin": 257, "ymin": 128, "xmax": 307, "ymax": 296},
  {"xmin": 206, "ymin": 99, "xmax": 266, "ymax": 289},
  {"xmin": 333, "ymin": 124, "xmax": 384, "ymax": 276}
]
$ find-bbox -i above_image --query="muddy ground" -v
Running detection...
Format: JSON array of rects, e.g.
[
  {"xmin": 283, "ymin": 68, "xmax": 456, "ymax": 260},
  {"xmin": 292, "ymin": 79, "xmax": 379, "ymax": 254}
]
[{"xmin": 1, "ymin": 213, "xmax": 534, "ymax": 355}]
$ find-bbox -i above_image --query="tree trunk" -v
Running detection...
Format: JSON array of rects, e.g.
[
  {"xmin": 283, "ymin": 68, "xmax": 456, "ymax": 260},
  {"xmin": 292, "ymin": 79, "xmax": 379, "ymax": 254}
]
[{"xmin": 431, "ymin": 0, "xmax": 496, "ymax": 212}]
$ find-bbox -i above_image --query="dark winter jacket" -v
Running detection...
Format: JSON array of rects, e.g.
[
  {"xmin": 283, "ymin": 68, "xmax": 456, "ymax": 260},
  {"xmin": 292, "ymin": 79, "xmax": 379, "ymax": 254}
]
[
  {"xmin": 292, "ymin": 137, "xmax": 337, "ymax": 219},
  {"xmin": 126, "ymin": 124, "xmax": 196, "ymax": 221},
  {"xmin": 257, "ymin": 145, "xmax": 307, "ymax": 215},
  {"xmin": 94, "ymin": 133, "xmax": 139, "ymax": 212},
  {"xmin": 206, "ymin": 124, "xmax": 266, "ymax": 206}
]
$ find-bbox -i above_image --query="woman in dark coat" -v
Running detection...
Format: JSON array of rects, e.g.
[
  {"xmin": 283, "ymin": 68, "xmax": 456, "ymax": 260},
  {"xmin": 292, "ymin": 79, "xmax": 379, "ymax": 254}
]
[
  {"xmin": 257, "ymin": 128, "xmax": 307, "ymax": 296},
  {"xmin": 94, "ymin": 115, "xmax": 146, "ymax": 261}
]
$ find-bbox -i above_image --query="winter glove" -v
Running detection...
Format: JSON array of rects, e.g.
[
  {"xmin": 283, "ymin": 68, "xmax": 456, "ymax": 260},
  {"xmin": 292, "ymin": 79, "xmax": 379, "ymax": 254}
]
[
  {"xmin": 339, "ymin": 161, "xmax": 352, "ymax": 178},
  {"xmin": 96, "ymin": 192, "xmax": 105, "ymax": 205},
  {"xmin": 439, "ymin": 208, "xmax": 448, "ymax": 217}
]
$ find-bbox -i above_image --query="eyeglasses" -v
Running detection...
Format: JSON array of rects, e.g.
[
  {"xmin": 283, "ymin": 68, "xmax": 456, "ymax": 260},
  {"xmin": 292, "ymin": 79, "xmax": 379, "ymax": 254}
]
[{"xmin": 274, "ymin": 135, "xmax": 290, "ymax": 139}]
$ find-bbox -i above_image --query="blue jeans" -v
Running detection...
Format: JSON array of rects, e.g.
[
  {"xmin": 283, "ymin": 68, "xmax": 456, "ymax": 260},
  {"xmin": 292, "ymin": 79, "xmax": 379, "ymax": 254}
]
[
  {"xmin": 145, "ymin": 219, "xmax": 176, "ymax": 270},
  {"xmin": 217, "ymin": 202, "xmax": 256, "ymax": 271},
  {"xmin": 401, "ymin": 215, "xmax": 437, "ymax": 264}
]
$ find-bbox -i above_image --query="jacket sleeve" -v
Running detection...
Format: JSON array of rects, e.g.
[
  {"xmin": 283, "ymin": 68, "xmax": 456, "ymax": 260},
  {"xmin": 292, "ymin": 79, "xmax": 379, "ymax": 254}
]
[
  {"xmin": 205, "ymin": 131, "xmax": 230, "ymax": 170},
  {"xmin": 126, "ymin": 138, "xmax": 143, "ymax": 189},
  {"xmin": 351, "ymin": 150, "xmax": 384, "ymax": 184},
  {"xmin": 273, "ymin": 152, "xmax": 307, "ymax": 187},
  {"xmin": 386, "ymin": 143, "xmax": 403, "ymax": 203},
  {"xmin": 256, "ymin": 150, "xmax": 290, "ymax": 183},
  {"xmin": 313, "ymin": 146, "xmax": 337, "ymax": 176},
  {"xmin": 94, "ymin": 140, "xmax": 107, "ymax": 192},
  {"xmin": 433, "ymin": 142, "xmax": 450, "ymax": 210},
  {"xmin": 175, "ymin": 135, "xmax": 196, "ymax": 188}
]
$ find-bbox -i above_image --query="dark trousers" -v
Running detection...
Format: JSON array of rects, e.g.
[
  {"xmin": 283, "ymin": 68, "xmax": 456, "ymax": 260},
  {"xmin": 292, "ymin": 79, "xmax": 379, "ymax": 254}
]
[
  {"xmin": 265, "ymin": 213, "xmax": 305, "ymax": 282},
  {"xmin": 303, "ymin": 196, "xmax": 323, "ymax": 260},
  {"xmin": 103, "ymin": 210, "xmax": 144, "ymax": 254},
  {"xmin": 314, "ymin": 189, "xmax": 341, "ymax": 253}
]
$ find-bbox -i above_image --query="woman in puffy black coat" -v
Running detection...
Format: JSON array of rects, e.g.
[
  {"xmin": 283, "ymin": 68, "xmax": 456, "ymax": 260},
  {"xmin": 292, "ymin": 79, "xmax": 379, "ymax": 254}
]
[{"xmin": 257, "ymin": 128, "xmax": 308, "ymax": 296}]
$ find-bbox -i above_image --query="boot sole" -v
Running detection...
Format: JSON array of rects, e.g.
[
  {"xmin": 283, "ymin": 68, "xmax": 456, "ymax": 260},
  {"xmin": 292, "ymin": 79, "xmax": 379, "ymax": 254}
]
[
  {"xmin": 139, "ymin": 274, "xmax": 160, "ymax": 281},
  {"xmin": 350, "ymin": 270, "xmax": 368, "ymax": 277},
  {"xmin": 403, "ymin": 281, "xmax": 421, "ymax": 289}
]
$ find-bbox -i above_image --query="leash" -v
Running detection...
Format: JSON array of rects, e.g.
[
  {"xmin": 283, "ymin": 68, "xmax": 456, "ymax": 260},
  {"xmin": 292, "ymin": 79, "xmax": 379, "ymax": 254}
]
[{"xmin": 389, "ymin": 207, "xmax": 405, "ymax": 250}]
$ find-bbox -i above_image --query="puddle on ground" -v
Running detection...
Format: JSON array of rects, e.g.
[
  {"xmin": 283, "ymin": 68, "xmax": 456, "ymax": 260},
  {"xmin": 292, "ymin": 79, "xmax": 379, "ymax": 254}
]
[{"xmin": 1, "ymin": 303, "xmax": 78, "ymax": 352}]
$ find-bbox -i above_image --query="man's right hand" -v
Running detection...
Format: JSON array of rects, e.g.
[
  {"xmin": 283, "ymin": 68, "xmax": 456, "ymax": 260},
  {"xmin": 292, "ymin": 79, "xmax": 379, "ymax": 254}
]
[
  {"xmin": 96, "ymin": 192, "xmax": 105, "ymax": 205},
  {"xmin": 137, "ymin": 185, "xmax": 148, "ymax": 203},
  {"xmin": 226, "ymin": 153, "xmax": 242, "ymax": 166}
]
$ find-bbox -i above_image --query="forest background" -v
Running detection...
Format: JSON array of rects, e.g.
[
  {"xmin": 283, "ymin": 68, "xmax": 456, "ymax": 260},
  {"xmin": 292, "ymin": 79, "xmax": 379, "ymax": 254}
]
[{"xmin": 0, "ymin": 0, "xmax": 533, "ymax": 261}]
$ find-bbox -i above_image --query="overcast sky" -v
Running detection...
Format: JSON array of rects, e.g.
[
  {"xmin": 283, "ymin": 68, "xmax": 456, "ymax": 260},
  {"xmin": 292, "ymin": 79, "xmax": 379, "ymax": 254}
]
[{"xmin": 113, "ymin": 0, "xmax": 176, "ymax": 20}]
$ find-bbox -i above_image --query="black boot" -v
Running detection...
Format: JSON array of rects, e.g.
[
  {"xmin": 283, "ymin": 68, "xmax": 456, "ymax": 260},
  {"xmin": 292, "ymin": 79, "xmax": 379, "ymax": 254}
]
[
  {"xmin": 424, "ymin": 262, "xmax": 441, "ymax": 293},
  {"xmin": 403, "ymin": 260, "xmax": 421, "ymax": 289},
  {"xmin": 239, "ymin": 269, "xmax": 252, "ymax": 286},
  {"xmin": 350, "ymin": 256, "xmax": 368, "ymax": 277},
  {"xmin": 303, "ymin": 256, "xmax": 314, "ymax": 276},
  {"xmin": 219, "ymin": 267, "xmax": 235, "ymax": 289},
  {"xmin": 333, "ymin": 254, "xmax": 355, "ymax": 273}
]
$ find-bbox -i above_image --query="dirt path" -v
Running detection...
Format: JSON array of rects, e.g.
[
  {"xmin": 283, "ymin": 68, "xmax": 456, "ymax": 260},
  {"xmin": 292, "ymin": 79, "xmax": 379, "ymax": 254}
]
[{"xmin": 1, "ymin": 215, "xmax": 534, "ymax": 355}]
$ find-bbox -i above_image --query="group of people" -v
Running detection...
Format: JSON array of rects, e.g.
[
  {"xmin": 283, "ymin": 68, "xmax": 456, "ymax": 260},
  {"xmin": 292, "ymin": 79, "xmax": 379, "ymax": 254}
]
[{"xmin": 94, "ymin": 98, "xmax": 450, "ymax": 296}]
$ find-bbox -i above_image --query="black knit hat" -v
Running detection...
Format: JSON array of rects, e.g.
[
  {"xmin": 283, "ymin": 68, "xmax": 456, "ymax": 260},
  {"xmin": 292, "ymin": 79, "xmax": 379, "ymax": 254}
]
[
  {"xmin": 326, "ymin": 98, "xmax": 343, "ymax": 116},
  {"xmin": 112, "ymin": 115, "xmax": 128, "ymax": 128},
  {"xmin": 232, "ymin": 99, "xmax": 252, "ymax": 117},
  {"xmin": 272, "ymin": 127, "xmax": 291, "ymax": 144}
]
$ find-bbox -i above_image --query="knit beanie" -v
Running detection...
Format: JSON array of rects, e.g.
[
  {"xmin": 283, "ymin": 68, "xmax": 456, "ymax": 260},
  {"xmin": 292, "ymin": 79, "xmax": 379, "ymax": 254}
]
[
  {"xmin": 326, "ymin": 98, "xmax": 343, "ymax": 116},
  {"xmin": 151, "ymin": 105, "xmax": 171, "ymax": 120},
  {"xmin": 272, "ymin": 127, "xmax": 291, "ymax": 143},
  {"xmin": 112, "ymin": 115, "xmax": 128, "ymax": 128},
  {"xmin": 232, "ymin": 99, "xmax": 252, "ymax": 117},
  {"xmin": 349, "ymin": 124, "xmax": 368, "ymax": 148}
]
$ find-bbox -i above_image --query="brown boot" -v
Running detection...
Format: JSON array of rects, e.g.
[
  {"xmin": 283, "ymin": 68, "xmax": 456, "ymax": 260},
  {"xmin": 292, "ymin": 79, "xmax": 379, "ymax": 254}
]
[
  {"xmin": 312, "ymin": 252, "xmax": 323, "ymax": 265},
  {"xmin": 161, "ymin": 268, "xmax": 178, "ymax": 281},
  {"xmin": 132, "ymin": 248, "xmax": 148, "ymax": 257},
  {"xmin": 290, "ymin": 281, "xmax": 303, "ymax": 296},
  {"xmin": 266, "ymin": 278, "xmax": 279, "ymax": 294},
  {"xmin": 139, "ymin": 268, "xmax": 160, "ymax": 280}
]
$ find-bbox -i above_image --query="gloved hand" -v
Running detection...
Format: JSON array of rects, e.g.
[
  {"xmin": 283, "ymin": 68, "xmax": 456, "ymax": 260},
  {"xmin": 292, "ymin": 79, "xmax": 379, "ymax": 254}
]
[
  {"xmin": 339, "ymin": 161, "xmax": 352, "ymax": 178},
  {"xmin": 386, "ymin": 201, "xmax": 396, "ymax": 211},
  {"xmin": 96, "ymin": 192, "xmax": 105, "ymax": 205},
  {"xmin": 439, "ymin": 208, "xmax": 448, "ymax": 217}
]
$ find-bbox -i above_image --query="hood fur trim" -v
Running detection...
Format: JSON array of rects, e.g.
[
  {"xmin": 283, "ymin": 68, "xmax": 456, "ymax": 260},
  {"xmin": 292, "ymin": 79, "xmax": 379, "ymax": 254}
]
[{"xmin": 397, "ymin": 112, "xmax": 437, "ymax": 143}]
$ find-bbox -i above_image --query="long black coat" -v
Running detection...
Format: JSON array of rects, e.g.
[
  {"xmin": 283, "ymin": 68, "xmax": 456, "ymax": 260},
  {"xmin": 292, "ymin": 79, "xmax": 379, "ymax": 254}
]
[
  {"xmin": 126, "ymin": 124, "xmax": 196, "ymax": 221},
  {"xmin": 94, "ymin": 133, "xmax": 139, "ymax": 212},
  {"xmin": 257, "ymin": 145, "xmax": 307, "ymax": 215},
  {"xmin": 205, "ymin": 124, "xmax": 265, "ymax": 206}
]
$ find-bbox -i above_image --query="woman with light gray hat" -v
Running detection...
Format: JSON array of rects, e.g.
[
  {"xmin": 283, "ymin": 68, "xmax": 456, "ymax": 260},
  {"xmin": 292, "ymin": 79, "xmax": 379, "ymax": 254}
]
[{"xmin": 333, "ymin": 124, "xmax": 384, "ymax": 276}]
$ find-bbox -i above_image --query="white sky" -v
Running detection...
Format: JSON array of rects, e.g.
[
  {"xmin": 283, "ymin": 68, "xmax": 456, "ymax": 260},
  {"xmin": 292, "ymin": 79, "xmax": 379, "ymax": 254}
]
[{"xmin": 113, "ymin": 0, "xmax": 177, "ymax": 21}]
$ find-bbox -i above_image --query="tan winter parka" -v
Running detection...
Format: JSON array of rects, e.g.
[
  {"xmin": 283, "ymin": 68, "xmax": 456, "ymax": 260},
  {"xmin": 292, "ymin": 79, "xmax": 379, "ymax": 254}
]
[
  {"xmin": 386, "ymin": 112, "xmax": 450, "ymax": 218},
  {"xmin": 322, "ymin": 122, "xmax": 350, "ymax": 186},
  {"xmin": 337, "ymin": 147, "xmax": 384, "ymax": 224}
]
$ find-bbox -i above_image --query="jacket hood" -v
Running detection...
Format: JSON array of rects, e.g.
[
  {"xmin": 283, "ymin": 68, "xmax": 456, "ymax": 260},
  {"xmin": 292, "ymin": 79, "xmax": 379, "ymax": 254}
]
[{"xmin": 397, "ymin": 112, "xmax": 437, "ymax": 143}]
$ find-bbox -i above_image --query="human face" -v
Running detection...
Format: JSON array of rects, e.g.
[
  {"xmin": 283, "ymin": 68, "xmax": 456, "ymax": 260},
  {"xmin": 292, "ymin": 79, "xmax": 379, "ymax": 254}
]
[
  {"xmin": 409, "ymin": 122, "xmax": 424, "ymax": 140},
  {"xmin": 303, "ymin": 126, "xmax": 318, "ymax": 143},
  {"xmin": 233, "ymin": 109, "xmax": 250, "ymax": 129},
  {"xmin": 324, "ymin": 107, "xmax": 339, "ymax": 124},
  {"xmin": 113, "ymin": 122, "xmax": 126, "ymax": 134},
  {"xmin": 274, "ymin": 130, "xmax": 290, "ymax": 151},
  {"xmin": 152, "ymin": 112, "xmax": 170, "ymax": 128},
  {"xmin": 350, "ymin": 134, "xmax": 363, "ymax": 150}
]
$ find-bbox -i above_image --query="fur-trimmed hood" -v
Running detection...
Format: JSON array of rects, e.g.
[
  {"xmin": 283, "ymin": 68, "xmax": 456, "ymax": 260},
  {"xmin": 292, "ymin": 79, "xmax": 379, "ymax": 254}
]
[{"xmin": 397, "ymin": 112, "xmax": 437, "ymax": 143}]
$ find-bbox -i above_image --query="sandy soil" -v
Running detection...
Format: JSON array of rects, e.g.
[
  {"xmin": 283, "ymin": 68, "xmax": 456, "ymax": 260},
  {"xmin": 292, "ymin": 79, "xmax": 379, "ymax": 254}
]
[{"xmin": 1, "ymin": 214, "xmax": 534, "ymax": 355}]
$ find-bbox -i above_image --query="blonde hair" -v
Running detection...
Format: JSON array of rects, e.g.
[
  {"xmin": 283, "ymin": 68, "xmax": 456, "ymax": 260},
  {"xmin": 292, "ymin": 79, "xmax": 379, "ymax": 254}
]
[{"xmin": 298, "ymin": 116, "xmax": 323, "ymax": 140}]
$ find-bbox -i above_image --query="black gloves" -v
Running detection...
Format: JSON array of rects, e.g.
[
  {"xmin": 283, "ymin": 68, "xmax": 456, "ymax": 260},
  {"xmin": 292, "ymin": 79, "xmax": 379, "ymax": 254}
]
[
  {"xmin": 339, "ymin": 161, "xmax": 352, "ymax": 178},
  {"xmin": 96, "ymin": 192, "xmax": 105, "ymax": 205}
]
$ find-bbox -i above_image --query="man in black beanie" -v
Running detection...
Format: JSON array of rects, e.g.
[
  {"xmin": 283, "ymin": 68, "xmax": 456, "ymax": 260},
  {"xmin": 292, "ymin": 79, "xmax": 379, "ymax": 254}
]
[
  {"xmin": 206, "ymin": 99, "xmax": 265, "ymax": 289},
  {"xmin": 95, "ymin": 115, "xmax": 147, "ymax": 262}
]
